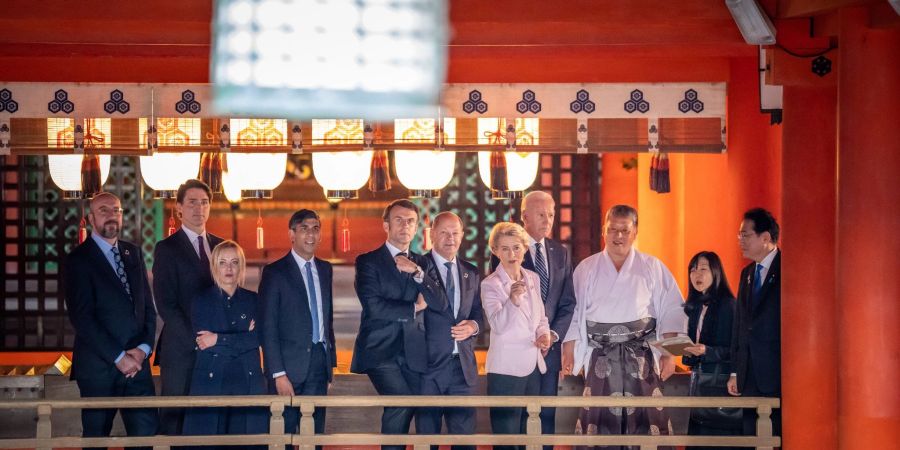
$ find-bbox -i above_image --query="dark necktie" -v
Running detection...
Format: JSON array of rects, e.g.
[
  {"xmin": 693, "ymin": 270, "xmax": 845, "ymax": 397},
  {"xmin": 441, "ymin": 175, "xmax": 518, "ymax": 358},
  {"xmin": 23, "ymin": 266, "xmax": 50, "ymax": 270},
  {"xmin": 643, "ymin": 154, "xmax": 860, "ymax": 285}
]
[
  {"xmin": 306, "ymin": 261, "xmax": 321, "ymax": 343},
  {"xmin": 752, "ymin": 263, "xmax": 764, "ymax": 306},
  {"xmin": 111, "ymin": 246, "xmax": 132, "ymax": 299},
  {"xmin": 444, "ymin": 261, "xmax": 457, "ymax": 316},
  {"xmin": 533, "ymin": 242, "xmax": 550, "ymax": 302},
  {"xmin": 197, "ymin": 234, "xmax": 210, "ymax": 275}
]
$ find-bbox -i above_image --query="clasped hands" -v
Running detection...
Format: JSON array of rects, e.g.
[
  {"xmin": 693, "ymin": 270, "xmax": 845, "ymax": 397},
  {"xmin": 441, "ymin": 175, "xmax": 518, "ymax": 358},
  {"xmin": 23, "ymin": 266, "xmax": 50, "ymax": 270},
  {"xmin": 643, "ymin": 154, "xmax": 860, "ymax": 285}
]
[{"xmin": 115, "ymin": 347, "xmax": 146, "ymax": 378}]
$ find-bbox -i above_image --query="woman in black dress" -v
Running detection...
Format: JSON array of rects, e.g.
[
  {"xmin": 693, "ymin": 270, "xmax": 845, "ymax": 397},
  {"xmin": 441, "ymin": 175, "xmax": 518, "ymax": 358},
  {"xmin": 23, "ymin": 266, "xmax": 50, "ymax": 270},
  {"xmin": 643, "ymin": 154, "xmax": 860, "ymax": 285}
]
[{"xmin": 682, "ymin": 251, "xmax": 742, "ymax": 449}]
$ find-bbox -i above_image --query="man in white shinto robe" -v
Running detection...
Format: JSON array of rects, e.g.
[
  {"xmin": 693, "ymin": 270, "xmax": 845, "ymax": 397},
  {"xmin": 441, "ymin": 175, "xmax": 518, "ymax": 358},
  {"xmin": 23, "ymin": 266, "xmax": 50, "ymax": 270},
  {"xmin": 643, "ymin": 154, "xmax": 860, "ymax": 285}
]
[{"xmin": 562, "ymin": 205, "xmax": 686, "ymax": 450}]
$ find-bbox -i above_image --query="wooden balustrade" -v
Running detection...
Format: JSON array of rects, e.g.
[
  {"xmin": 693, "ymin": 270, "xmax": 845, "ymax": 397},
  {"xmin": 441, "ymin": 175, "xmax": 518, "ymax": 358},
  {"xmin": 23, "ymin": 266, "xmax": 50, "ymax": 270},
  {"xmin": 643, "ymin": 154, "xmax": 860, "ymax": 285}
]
[{"xmin": 0, "ymin": 395, "xmax": 781, "ymax": 450}]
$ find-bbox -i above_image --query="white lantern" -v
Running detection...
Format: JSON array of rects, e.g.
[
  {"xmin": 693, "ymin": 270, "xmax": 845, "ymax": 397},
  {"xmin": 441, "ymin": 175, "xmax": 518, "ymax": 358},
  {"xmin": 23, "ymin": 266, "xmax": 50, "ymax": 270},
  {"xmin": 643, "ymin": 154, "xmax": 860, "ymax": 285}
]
[
  {"xmin": 221, "ymin": 169, "xmax": 244, "ymax": 204},
  {"xmin": 139, "ymin": 153, "xmax": 201, "ymax": 198},
  {"xmin": 395, "ymin": 150, "xmax": 456, "ymax": 198},
  {"xmin": 48, "ymin": 154, "xmax": 111, "ymax": 200},
  {"xmin": 477, "ymin": 151, "xmax": 539, "ymax": 199},
  {"xmin": 224, "ymin": 153, "xmax": 287, "ymax": 199},
  {"xmin": 312, "ymin": 151, "xmax": 374, "ymax": 199}
]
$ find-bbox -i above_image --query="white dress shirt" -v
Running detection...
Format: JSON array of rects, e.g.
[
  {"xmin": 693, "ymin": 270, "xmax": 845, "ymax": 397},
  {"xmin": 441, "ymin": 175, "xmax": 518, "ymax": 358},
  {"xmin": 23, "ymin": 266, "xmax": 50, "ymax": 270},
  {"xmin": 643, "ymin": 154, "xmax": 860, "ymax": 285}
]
[{"xmin": 181, "ymin": 224, "xmax": 210, "ymax": 259}]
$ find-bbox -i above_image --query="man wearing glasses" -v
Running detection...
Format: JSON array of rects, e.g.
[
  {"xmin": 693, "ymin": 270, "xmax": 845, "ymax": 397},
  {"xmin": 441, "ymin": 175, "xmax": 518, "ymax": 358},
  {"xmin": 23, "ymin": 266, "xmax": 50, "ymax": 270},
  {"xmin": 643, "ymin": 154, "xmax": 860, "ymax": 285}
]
[
  {"xmin": 63, "ymin": 192, "xmax": 159, "ymax": 449},
  {"xmin": 152, "ymin": 179, "xmax": 224, "ymax": 437},
  {"xmin": 728, "ymin": 208, "xmax": 782, "ymax": 437}
]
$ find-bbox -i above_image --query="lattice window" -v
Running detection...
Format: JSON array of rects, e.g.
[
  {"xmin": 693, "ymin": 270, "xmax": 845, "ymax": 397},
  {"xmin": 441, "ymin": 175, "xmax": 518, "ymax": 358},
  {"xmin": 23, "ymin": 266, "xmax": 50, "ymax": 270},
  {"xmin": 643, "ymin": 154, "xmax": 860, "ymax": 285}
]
[
  {"xmin": 311, "ymin": 119, "xmax": 364, "ymax": 145},
  {"xmin": 138, "ymin": 118, "xmax": 202, "ymax": 146},
  {"xmin": 477, "ymin": 118, "xmax": 540, "ymax": 145},
  {"xmin": 230, "ymin": 118, "xmax": 287, "ymax": 145},
  {"xmin": 394, "ymin": 118, "xmax": 456, "ymax": 145},
  {"xmin": 46, "ymin": 118, "xmax": 111, "ymax": 148}
]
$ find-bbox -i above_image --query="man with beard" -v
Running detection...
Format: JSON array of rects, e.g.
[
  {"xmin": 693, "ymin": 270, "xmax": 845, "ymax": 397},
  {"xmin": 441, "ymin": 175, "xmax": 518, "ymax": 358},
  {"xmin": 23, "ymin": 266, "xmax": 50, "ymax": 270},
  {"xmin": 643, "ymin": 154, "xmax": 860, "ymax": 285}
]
[
  {"xmin": 152, "ymin": 179, "xmax": 223, "ymax": 436},
  {"xmin": 63, "ymin": 192, "xmax": 158, "ymax": 450},
  {"xmin": 350, "ymin": 199, "xmax": 428, "ymax": 450},
  {"xmin": 562, "ymin": 205, "xmax": 686, "ymax": 450}
]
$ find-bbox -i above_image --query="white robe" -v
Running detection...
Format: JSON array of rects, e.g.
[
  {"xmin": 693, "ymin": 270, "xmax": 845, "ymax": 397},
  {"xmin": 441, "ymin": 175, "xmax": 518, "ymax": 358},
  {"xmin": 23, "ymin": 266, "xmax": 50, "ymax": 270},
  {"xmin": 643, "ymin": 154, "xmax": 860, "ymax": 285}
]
[{"xmin": 564, "ymin": 248, "xmax": 686, "ymax": 376}]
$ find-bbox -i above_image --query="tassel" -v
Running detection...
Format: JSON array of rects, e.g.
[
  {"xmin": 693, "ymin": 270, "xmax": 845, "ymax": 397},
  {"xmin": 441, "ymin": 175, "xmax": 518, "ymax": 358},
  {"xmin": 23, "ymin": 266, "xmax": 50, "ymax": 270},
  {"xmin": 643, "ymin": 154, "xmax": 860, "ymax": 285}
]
[
  {"xmin": 368, "ymin": 150, "xmax": 392, "ymax": 192},
  {"xmin": 649, "ymin": 153, "xmax": 659, "ymax": 192},
  {"xmin": 657, "ymin": 153, "xmax": 671, "ymax": 194},
  {"xmin": 81, "ymin": 154, "xmax": 103, "ymax": 199},
  {"xmin": 256, "ymin": 209, "xmax": 264, "ymax": 249},
  {"xmin": 78, "ymin": 216, "xmax": 88, "ymax": 244},
  {"xmin": 489, "ymin": 151, "xmax": 509, "ymax": 192},
  {"xmin": 198, "ymin": 153, "xmax": 225, "ymax": 194},
  {"xmin": 341, "ymin": 215, "xmax": 351, "ymax": 253},
  {"xmin": 422, "ymin": 213, "xmax": 432, "ymax": 252},
  {"xmin": 167, "ymin": 204, "xmax": 176, "ymax": 236}
]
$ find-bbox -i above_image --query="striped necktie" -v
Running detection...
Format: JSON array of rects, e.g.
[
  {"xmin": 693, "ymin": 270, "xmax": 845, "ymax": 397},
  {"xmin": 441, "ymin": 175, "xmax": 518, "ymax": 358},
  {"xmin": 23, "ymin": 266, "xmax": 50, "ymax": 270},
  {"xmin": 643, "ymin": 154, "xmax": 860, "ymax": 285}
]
[{"xmin": 533, "ymin": 242, "xmax": 550, "ymax": 302}]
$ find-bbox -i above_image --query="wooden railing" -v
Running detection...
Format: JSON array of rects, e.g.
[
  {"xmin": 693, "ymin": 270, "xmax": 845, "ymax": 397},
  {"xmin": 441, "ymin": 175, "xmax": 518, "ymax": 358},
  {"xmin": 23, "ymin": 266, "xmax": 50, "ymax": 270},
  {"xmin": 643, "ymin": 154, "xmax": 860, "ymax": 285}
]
[{"xmin": 0, "ymin": 395, "xmax": 781, "ymax": 450}]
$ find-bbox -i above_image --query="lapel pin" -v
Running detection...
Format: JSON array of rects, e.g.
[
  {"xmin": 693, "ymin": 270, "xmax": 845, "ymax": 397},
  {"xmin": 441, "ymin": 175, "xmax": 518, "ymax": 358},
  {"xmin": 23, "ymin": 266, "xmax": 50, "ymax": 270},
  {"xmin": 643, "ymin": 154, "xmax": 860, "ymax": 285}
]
[
  {"xmin": 123, "ymin": 249, "xmax": 130, "ymax": 256},
  {"xmin": 463, "ymin": 273, "xmax": 469, "ymax": 279},
  {"xmin": 240, "ymin": 314, "xmax": 247, "ymax": 320}
]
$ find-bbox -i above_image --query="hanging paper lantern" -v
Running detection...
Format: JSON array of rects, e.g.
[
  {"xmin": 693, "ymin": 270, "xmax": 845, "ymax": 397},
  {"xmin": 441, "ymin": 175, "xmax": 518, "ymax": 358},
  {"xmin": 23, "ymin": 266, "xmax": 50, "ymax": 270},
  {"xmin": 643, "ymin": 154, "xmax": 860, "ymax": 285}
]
[
  {"xmin": 368, "ymin": 150, "xmax": 393, "ymax": 192},
  {"xmin": 224, "ymin": 153, "xmax": 287, "ymax": 199},
  {"xmin": 221, "ymin": 170, "xmax": 244, "ymax": 204},
  {"xmin": 312, "ymin": 151, "xmax": 374, "ymax": 200},
  {"xmin": 48, "ymin": 154, "xmax": 111, "ymax": 200},
  {"xmin": 198, "ymin": 152, "xmax": 226, "ymax": 193},
  {"xmin": 477, "ymin": 151, "xmax": 539, "ymax": 200},
  {"xmin": 140, "ymin": 153, "xmax": 202, "ymax": 198},
  {"xmin": 395, "ymin": 150, "xmax": 456, "ymax": 198}
]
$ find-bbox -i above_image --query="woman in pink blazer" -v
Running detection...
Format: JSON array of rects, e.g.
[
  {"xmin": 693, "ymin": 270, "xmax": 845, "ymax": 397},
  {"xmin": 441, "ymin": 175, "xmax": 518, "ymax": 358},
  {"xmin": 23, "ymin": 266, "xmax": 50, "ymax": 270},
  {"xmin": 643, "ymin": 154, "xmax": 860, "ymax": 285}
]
[{"xmin": 482, "ymin": 222, "xmax": 553, "ymax": 450}]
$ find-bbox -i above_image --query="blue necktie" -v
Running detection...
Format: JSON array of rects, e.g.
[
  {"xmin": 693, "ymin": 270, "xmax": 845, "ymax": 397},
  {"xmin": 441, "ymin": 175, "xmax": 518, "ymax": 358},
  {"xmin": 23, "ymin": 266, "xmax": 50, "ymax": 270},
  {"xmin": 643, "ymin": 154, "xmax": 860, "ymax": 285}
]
[
  {"xmin": 533, "ymin": 242, "xmax": 550, "ymax": 302},
  {"xmin": 305, "ymin": 261, "xmax": 321, "ymax": 343},
  {"xmin": 752, "ymin": 263, "xmax": 764, "ymax": 305},
  {"xmin": 110, "ymin": 246, "xmax": 132, "ymax": 299},
  {"xmin": 444, "ymin": 261, "xmax": 457, "ymax": 316}
]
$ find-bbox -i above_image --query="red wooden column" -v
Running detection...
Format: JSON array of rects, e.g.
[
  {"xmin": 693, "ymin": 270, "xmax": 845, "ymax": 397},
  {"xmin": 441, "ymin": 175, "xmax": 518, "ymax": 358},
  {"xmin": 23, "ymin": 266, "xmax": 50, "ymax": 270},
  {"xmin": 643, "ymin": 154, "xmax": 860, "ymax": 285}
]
[
  {"xmin": 780, "ymin": 85, "xmax": 837, "ymax": 449},
  {"xmin": 836, "ymin": 8, "xmax": 900, "ymax": 450}
]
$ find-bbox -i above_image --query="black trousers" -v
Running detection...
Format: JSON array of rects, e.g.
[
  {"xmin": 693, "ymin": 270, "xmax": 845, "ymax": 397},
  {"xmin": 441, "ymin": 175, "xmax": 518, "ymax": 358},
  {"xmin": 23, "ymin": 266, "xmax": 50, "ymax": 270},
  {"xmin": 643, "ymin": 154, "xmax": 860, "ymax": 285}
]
[
  {"xmin": 279, "ymin": 343, "xmax": 329, "ymax": 450},
  {"xmin": 487, "ymin": 369, "xmax": 541, "ymax": 450},
  {"xmin": 538, "ymin": 369, "xmax": 560, "ymax": 450},
  {"xmin": 366, "ymin": 355, "xmax": 423, "ymax": 450},
  {"xmin": 76, "ymin": 364, "xmax": 159, "ymax": 450},
  {"xmin": 159, "ymin": 356, "xmax": 194, "ymax": 436},
  {"xmin": 418, "ymin": 357, "xmax": 476, "ymax": 450},
  {"xmin": 741, "ymin": 363, "xmax": 782, "ymax": 438}
]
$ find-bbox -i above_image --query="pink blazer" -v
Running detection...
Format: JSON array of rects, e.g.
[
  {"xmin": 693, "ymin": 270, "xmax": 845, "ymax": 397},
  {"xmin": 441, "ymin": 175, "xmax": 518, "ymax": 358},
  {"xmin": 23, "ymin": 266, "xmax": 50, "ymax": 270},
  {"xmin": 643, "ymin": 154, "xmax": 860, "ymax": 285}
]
[{"xmin": 481, "ymin": 264, "xmax": 551, "ymax": 377}]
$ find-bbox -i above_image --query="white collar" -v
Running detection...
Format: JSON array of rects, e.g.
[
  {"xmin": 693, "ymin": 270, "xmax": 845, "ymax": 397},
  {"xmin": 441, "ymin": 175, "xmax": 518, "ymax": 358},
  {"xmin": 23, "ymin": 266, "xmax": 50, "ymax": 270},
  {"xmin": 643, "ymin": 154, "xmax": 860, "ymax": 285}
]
[
  {"xmin": 758, "ymin": 247, "xmax": 778, "ymax": 269},
  {"xmin": 291, "ymin": 249, "xmax": 315, "ymax": 267},
  {"xmin": 181, "ymin": 224, "xmax": 205, "ymax": 242},
  {"xmin": 385, "ymin": 241, "xmax": 409, "ymax": 258}
]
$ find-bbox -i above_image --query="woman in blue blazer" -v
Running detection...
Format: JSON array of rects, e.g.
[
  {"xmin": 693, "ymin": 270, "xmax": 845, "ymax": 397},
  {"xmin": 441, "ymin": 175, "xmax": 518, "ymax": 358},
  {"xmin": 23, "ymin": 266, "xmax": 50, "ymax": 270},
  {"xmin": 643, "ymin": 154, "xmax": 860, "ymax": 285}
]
[{"xmin": 182, "ymin": 240, "xmax": 267, "ymax": 445}]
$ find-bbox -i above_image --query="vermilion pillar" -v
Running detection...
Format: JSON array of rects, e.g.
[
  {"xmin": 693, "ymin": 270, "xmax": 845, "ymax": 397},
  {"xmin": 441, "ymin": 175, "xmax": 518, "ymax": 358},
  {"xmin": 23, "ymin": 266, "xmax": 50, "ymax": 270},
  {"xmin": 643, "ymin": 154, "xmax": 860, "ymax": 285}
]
[
  {"xmin": 781, "ymin": 86, "xmax": 837, "ymax": 449},
  {"xmin": 836, "ymin": 8, "xmax": 900, "ymax": 450}
]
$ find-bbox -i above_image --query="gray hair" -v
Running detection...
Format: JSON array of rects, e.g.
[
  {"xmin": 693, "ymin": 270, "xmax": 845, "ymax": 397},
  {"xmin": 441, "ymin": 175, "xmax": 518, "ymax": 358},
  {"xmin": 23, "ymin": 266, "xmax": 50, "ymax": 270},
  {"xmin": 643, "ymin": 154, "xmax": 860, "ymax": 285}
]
[{"xmin": 605, "ymin": 204, "xmax": 638, "ymax": 227}]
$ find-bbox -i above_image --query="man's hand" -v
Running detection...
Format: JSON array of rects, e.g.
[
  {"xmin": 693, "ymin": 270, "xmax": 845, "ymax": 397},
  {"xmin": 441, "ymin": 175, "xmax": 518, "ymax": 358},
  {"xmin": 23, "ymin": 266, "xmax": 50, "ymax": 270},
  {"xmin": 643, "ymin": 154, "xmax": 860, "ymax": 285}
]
[
  {"xmin": 395, "ymin": 255, "xmax": 419, "ymax": 274},
  {"xmin": 659, "ymin": 355, "xmax": 676, "ymax": 381},
  {"xmin": 274, "ymin": 376, "xmax": 295, "ymax": 396},
  {"xmin": 561, "ymin": 340, "xmax": 575, "ymax": 377},
  {"xmin": 414, "ymin": 293, "xmax": 427, "ymax": 313},
  {"xmin": 509, "ymin": 281, "xmax": 526, "ymax": 306},
  {"xmin": 683, "ymin": 344, "xmax": 706, "ymax": 356},
  {"xmin": 727, "ymin": 375, "xmax": 741, "ymax": 396},
  {"xmin": 451, "ymin": 320, "xmax": 478, "ymax": 341},
  {"xmin": 115, "ymin": 354, "xmax": 141, "ymax": 377},
  {"xmin": 125, "ymin": 347, "xmax": 147, "ymax": 363},
  {"xmin": 196, "ymin": 331, "xmax": 218, "ymax": 350},
  {"xmin": 535, "ymin": 333, "xmax": 552, "ymax": 351}
]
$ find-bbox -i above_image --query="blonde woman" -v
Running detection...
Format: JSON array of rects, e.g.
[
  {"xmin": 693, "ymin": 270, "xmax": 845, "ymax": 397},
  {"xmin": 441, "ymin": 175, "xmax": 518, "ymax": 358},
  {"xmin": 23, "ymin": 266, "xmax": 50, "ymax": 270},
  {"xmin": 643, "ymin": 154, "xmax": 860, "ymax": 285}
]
[
  {"xmin": 182, "ymin": 240, "xmax": 266, "ymax": 446},
  {"xmin": 482, "ymin": 222, "xmax": 554, "ymax": 450}
]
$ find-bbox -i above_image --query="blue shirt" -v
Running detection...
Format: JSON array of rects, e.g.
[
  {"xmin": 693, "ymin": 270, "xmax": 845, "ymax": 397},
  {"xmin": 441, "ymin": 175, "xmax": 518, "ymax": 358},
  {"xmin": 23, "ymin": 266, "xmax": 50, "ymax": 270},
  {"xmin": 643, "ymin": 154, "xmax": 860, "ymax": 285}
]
[{"xmin": 90, "ymin": 232, "xmax": 152, "ymax": 364}]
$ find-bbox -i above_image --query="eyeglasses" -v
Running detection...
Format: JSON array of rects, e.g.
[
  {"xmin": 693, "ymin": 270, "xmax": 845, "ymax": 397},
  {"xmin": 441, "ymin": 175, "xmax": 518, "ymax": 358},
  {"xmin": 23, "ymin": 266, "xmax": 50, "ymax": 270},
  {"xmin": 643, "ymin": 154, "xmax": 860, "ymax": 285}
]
[
  {"xmin": 737, "ymin": 232, "xmax": 757, "ymax": 241},
  {"xmin": 96, "ymin": 207, "xmax": 125, "ymax": 216},
  {"xmin": 606, "ymin": 227, "xmax": 633, "ymax": 237}
]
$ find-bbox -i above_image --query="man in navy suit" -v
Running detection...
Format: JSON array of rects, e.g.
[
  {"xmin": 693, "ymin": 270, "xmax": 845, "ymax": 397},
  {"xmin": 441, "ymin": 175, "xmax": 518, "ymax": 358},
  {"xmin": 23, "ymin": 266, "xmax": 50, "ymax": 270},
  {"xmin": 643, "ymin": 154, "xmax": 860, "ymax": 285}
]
[
  {"xmin": 350, "ymin": 199, "xmax": 428, "ymax": 450},
  {"xmin": 152, "ymin": 179, "xmax": 223, "ymax": 436},
  {"xmin": 259, "ymin": 209, "xmax": 336, "ymax": 449},
  {"xmin": 728, "ymin": 208, "xmax": 782, "ymax": 436},
  {"xmin": 492, "ymin": 191, "xmax": 576, "ymax": 447},
  {"xmin": 64, "ymin": 192, "xmax": 158, "ymax": 450},
  {"xmin": 410, "ymin": 212, "xmax": 484, "ymax": 450}
]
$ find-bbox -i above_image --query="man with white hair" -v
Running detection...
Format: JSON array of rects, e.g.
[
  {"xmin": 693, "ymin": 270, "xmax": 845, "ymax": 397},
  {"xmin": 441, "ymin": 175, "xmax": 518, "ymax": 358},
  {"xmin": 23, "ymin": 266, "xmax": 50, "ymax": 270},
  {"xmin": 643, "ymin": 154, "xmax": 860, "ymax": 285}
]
[
  {"xmin": 562, "ymin": 205, "xmax": 686, "ymax": 448},
  {"xmin": 490, "ymin": 190, "xmax": 576, "ymax": 447}
]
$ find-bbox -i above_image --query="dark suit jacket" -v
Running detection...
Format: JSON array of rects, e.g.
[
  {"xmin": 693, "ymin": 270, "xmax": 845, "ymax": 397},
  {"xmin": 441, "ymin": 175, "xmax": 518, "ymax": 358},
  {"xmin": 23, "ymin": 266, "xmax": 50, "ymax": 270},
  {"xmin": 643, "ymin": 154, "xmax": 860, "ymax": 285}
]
[
  {"xmin": 350, "ymin": 244, "xmax": 427, "ymax": 374},
  {"xmin": 183, "ymin": 286, "xmax": 267, "ymax": 436},
  {"xmin": 259, "ymin": 252, "xmax": 337, "ymax": 384},
  {"xmin": 63, "ymin": 237, "xmax": 156, "ymax": 381},
  {"xmin": 490, "ymin": 237, "xmax": 576, "ymax": 372},
  {"xmin": 152, "ymin": 228, "xmax": 223, "ymax": 367},
  {"xmin": 731, "ymin": 250, "xmax": 781, "ymax": 394},
  {"xmin": 417, "ymin": 252, "xmax": 484, "ymax": 387},
  {"xmin": 682, "ymin": 294, "xmax": 736, "ymax": 374}
]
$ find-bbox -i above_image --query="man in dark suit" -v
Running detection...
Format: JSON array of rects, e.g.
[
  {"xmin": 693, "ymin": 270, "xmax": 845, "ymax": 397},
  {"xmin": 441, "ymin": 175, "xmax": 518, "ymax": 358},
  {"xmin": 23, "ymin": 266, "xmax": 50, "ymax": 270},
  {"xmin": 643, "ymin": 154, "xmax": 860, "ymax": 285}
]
[
  {"xmin": 410, "ymin": 212, "xmax": 483, "ymax": 450},
  {"xmin": 259, "ymin": 209, "xmax": 336, "ymax": 449},
  {"xmin": 351, "ymin": 199, "xmax": 428, "ymax": 450},
  {"xmin": 728, "ymin": 208, "xmax": 782, "ymax": 436},
  {"xmin": 152, "ymin": 179, "xmax": 223, "ymax": 436},
  {"xmin": 491, "ymin": 190, "xmax": 576, "ymax": 447},
  {"xmin": 63, "ymin": 192, "xmax": 158, "ymax": 450}
]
